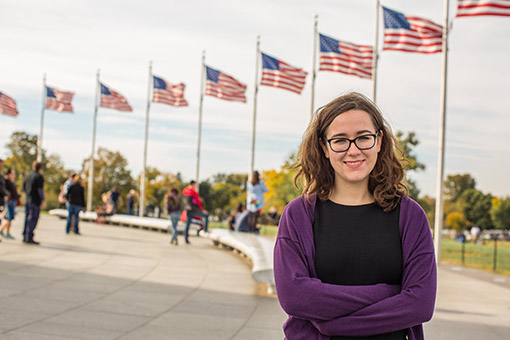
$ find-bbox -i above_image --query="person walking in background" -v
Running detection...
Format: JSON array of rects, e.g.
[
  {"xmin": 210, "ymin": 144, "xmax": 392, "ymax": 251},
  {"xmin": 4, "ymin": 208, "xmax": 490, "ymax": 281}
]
[
  {"xmin": 22, "ymin": 161, "xmax": 45, "ymax": 245},
  {"xmin": 0, "ymin": 159, "xmax": 6, "ymax": 241},
  {"xmin": 65, "ymin": 174, "xmax": 85, "ymax": 235},
  {"xmin": 273, "ymin": 93, "xmax": 436, "ymax": 339},
  {"xmin": 182, "ymin": 181, "xmax": 209, "ymax": 244},
  {"xmin": 1, "ymin": 168, "xmax": 20, "ymax": 240},
  {"xmin": 110, "ymin": 185, "xmax": 122, "ymax": 213},
  {"xmin": 165, "ymin": 187, "xmax": 183, "ymax": 245},
  {"xmin": 126, "ymin": 189, "xmax": 136, "ymax": 215},
  {"xmin": 246, "ymin": 171, "xmax": 268, "ymax": 234}
]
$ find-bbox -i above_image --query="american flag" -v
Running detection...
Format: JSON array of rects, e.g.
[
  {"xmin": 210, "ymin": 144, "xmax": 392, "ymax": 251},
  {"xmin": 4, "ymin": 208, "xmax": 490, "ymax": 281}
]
[
  {"xmin": 319, "ymin": 33, "xmax": 373, "ymax": 79},
  {"xmin": 45, "ymin": 86, "xmax": 74, "ymax": 113},
  {"xmin": 383, "ymin": 6, "xmax": 443, "ymax": 54},
  {"xmin": 100, "ymin": 83, "xmax": 133, "ymax": 112},
  {"xmin": 0, "ymin": 91, "xmax": 19, "ymax": 117},
  {"xmin": 205, "ymin": 66, "xmax": 247, "ymax": 103},
  {"xmin": 153, "ymin": 76, "xmax": 188, "ymax": 107},
  {"xmin": 457, "ymin": 0, "xmax": 510, "ymax": 17},
  {"xmin": 261, "ymin": 53, "xmax": 307, "ymax": 94}
]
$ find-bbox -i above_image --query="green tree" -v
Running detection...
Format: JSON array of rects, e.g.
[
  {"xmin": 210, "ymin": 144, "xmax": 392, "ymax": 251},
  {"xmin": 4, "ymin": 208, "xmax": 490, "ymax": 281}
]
[
  {"xmin": 198, "ymin": 180, "xmax": 213, "ymax": 212},
  {"xmin": 138, "ymin": 167, "xmax": 182, "ymax": 217},
  {"xmin": 264, "ymin": 168, "xmax": 301, "ymax": 214},
  {"xmin": 4, "ymin": 131, "xmax": 39, "ymax": 181},
  {"xmin": 42, "ymin": 154, "xmax": 69, "ymax": 209},
  {"xmin": 445, "ymin": 211, "xmax": 468, "ymax": 231},
  {"xmin": 445, "ymin": 173, "xmax": 476, "ymax": 202},
  {"xmin": 206, "ymin": 173, "xmax": 248, "ymax": 218},
  {"xmin": 417, "ymin": 195, "xmax": 435, "ymax": 228},
  {"xmin": 395, "ymin": 131, "xmax": 425, "ymax": 200},
  {"xmin": 458, "ymin": 188, "xmax": 492, "ymax": 229},
  {"xmin": 81, "ymin": 147, "xmax": 135, "ymax": 209},
  {"xmin": 491, "ymin": 197, "xmax": 510, "ymax": 230},
  {"xmin": 4, "ymin": 131, "xmax": 67, "ymax": 209}
]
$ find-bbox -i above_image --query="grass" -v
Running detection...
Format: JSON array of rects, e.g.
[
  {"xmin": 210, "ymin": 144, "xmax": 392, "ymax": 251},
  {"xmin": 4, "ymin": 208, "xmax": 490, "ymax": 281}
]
[{"xmin": 441, "ymin": 239, "xmax": 510, "ymax": 276}]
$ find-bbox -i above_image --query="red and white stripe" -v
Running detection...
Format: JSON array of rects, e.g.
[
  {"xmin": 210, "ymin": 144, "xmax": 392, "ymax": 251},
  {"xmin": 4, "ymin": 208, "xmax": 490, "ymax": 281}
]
[
  {"xmin": 46, "ymin": 88, "xmax": 74, "ymax": 113},
  {"xmin": 100, "ymin": 89, "xmax": 133, "ymax": 112},
  {"xmin": 384, "ymin": 16, "xmax": 443, "ymax": 54},
  {"xmin": 153, "ymin": 82, "xmax": 188, "ymax": 107},
  {"xmin": 261, "ymin": 62, "xmax": 307, "ymax": 94},
  {"xmin": 320, "ymin": 41, "xmax": 373, "ymax": 79},
  {"xmin": 457, "ymin": 0, "xmax": 510, "ymax": 17},
  {"xmin": 206, "ymin": 72, "xmax": 247, "ymax": 103},
  {"xmin": 0, "ymin": 92, "xmax": 19, "ymax": 117}
]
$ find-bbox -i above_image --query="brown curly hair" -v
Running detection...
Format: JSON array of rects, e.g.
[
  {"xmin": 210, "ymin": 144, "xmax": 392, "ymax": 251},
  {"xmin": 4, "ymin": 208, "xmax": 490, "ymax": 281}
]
[{"xmin": 294, "ymin": 92, "xmax": 407, "ymax": 212}]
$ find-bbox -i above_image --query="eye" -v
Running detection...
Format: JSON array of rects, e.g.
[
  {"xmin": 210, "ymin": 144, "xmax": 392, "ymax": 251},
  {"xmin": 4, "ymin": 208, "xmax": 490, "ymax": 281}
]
[
  {"xmin": 356, "ymin": 135, "xmax": 371, "ymax": 141},
  {"xmin": 331, "ymin": 138, "xmax": 348, "ymax": 145}
]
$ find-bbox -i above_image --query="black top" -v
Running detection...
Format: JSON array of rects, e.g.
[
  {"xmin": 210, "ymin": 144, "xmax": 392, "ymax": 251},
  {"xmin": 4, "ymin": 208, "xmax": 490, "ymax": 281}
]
[
  {"xmin": 67, "ymin": 182, "xmax": 85, "ymax": 207},
  {"xmin": 313, "ymin": 199, "xmax": 406, "ymax": 340},
  {"xmin": 166, "ymin": 194, "xmax": 183, "ymax": 213},
  {"xmin": 0, "ymin": 175, "xmax": 6, "ymax": 205},
  {"xmin": 5, "ymin": 179, "xmax": 20, "ymax": 201},
  {"xmin": 23, "ymin": 171, "xmax": 44, "ymax": 205}
]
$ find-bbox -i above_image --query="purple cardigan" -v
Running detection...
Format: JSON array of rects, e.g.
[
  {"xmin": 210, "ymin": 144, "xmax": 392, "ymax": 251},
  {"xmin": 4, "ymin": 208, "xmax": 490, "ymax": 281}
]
[{"xmin": 274, "ymin": 195, "xmax": 436, "ymax": 340}]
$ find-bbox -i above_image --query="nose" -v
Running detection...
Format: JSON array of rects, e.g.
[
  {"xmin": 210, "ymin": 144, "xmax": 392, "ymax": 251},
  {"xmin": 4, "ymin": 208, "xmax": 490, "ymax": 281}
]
[{"xmin": 346, "ymin": 141, "xmax": 362, "ymax": 155}]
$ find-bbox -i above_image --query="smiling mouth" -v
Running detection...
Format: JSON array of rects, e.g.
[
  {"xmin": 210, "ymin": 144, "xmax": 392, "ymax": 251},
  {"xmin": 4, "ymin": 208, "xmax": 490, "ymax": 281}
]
[{"xmin": 344, "ymin": 160, "xmax": 364, "ymax": 168}]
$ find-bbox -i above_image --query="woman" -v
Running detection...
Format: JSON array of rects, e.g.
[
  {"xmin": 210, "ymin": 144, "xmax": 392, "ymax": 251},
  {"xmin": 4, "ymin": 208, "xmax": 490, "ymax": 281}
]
[
  {"xmin": 165, "ymin": 187, "xmax": 183, "ymax": 245},
  {"xmin": 0, "ymin": 168, "xmax": 20, "ymax": 240},
  {"xmin": 246, "ymin": 171, "xmax": 268, "ymax": 233},
  {"xmin": 273, "ymin": 93, "xmax": 436, "ymax": 340}
]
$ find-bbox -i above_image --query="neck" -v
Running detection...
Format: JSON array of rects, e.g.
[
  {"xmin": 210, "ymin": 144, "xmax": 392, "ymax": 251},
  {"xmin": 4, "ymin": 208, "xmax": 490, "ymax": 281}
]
[{"xmin": 329, "ymin": 179, "xmax": 373, "ymax": 206}]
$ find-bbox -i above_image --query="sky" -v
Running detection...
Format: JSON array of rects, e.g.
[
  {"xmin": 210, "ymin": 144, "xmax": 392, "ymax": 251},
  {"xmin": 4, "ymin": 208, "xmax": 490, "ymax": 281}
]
[{"xmin": 1, "ymin": 0, "xmax": 509, "ymax": 198}]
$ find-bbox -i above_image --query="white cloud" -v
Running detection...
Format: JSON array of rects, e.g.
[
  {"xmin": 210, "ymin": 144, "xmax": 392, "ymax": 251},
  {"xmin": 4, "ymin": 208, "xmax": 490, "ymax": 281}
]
[{"xmin": 1, "ymin": 0, "xmax": 509, "ymax": 198}]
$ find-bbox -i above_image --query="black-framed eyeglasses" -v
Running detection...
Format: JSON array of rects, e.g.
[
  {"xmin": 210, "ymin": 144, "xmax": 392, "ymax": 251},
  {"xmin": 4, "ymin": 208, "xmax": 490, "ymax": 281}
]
[{"xmin": 325, "ymin": 131, "xmax": 379, "ymax": 153}]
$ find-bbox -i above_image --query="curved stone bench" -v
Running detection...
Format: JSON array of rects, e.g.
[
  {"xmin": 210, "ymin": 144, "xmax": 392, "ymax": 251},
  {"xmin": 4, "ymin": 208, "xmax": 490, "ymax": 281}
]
[
  {"xmin": 207, "ymin": 228, "xmax": 276, "ymax": 293},
  {"xmin": 48, "ymin": 209, "xmax": 202, "ymax": 234}
]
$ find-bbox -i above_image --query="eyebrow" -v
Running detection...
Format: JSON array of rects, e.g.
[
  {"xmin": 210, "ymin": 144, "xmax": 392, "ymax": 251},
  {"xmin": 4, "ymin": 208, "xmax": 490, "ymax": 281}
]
[{"xmin": 329, "ymin": 130, "xmax": 374, "ymax": 138}]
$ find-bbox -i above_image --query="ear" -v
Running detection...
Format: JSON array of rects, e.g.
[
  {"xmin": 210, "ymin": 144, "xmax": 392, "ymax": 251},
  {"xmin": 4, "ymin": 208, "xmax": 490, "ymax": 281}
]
[
  {"xmin": 377, "ymin": 130, "xmax": 383, "ymax": 153},
  {"xmin": 319, "ymin": 138, "xmax": 330, "ymax": 159}
]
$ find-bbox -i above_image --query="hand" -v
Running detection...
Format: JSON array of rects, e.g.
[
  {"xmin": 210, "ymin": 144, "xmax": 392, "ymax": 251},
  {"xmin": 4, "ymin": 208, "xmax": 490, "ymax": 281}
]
[{"xmin": 41, "ymin": 201, "xmax": 47, "ymax": 210}]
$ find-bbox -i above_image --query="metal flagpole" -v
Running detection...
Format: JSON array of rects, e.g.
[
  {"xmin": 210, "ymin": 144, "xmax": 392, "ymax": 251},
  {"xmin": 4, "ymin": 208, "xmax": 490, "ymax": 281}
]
[
  {"xmin": 37, "ymin": 73, "xmax": 47, "ymax": 162},
  {"xmin": 372, "ymin": 0, "xmax": 380, "ymax": 103},
  {"xmin": 195, "ymin": 51, "xmax": 206, "ymax": 186},
  {"xmin": 434, "ymin": 0, "xmax": 450, "ymax": 264},
  {"xmin": 310, "ymin": 15, "xmax": 318, "ymax": 120},
  {"xmin": 250, "ymin": 36, "xmax": 260, "ymax": 175},
  {"xmin": 87, "ymin": 69, "xmax": 100, "ymax": 212},
  {"xmin": 139, "ymin": 61, "xmax": 153, "ymax": 217}
]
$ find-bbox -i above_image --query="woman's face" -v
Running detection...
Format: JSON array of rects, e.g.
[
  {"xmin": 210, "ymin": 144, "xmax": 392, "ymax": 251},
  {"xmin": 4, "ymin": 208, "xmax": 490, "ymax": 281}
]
[
  {"xmin": 321, "ymin": 109, "xmax": 383, "ymax": 189},
  {"xmin": 8, "ymin": 170, "xmax": 15, "ymax": 181}
]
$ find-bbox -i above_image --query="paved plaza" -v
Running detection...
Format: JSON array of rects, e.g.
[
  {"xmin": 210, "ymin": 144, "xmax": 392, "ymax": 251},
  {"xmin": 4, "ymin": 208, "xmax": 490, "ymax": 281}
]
[{"xmin": 0, "ymin": 214, "xmax": 508, "ymax": 339}]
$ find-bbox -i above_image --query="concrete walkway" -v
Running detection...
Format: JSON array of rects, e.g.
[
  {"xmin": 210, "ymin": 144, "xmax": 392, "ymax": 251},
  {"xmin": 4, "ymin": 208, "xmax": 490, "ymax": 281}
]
[{"xmin": 0, "ymin": 214, "xmax": 508, "ymax": 339}]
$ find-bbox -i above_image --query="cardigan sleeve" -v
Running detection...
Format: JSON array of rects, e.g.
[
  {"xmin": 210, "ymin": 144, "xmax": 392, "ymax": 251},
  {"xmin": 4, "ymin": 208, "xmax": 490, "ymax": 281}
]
[
  {"xmin": 274, "ymin": 204, "xmax": 401, "ymax": 321},
  {"xmin": 310, "ymin": 200, "xmax": 437, "ymax": 336}
]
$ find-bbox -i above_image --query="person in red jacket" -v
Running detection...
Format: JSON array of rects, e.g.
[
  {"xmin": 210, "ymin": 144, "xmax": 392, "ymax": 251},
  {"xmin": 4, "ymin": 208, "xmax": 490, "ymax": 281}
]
[{"xmin": 182, "ymin": 181, "xmax": 209, "ymax": 244}]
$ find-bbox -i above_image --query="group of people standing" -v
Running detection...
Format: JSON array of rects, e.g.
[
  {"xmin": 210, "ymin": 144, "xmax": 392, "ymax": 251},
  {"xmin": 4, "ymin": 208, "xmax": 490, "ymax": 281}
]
[
  {"xmin": 0, "ymin": 159, "xmax": 45, "ymax": 244},
  {"xmin": 0, "ymin": 159, "xmax": 20, "ymax": 241},
  {"xmin": 164, "ymin": 172, "xmax": 269, "ymax": 245},
  {"xmin": 228, "ymin": 171, "xmax": 269, "ymax": 233},
  {"xmin": 0, "ymin": 157, "xmax": 270, "ymax": 247},
  {"xmin": 164, "ymin": 180, "xmax": 209, "ymax": 245}
]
